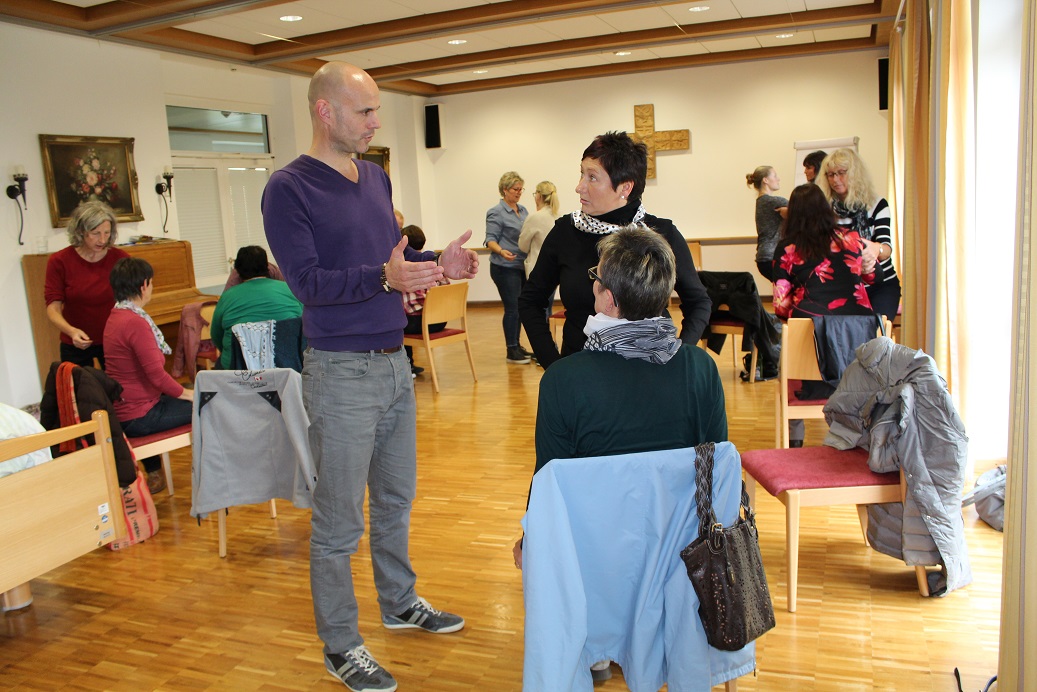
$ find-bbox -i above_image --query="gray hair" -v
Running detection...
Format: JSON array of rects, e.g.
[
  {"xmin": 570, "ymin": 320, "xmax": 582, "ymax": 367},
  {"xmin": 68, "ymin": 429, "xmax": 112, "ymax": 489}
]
[
  {"xmin": 66, "ymin": 201, "xmax": 118, "ymax": 248},
  {"xmin": 498, "ymin": 171, "xmax": 524, "ymax": 197},
  {"xmin": 597, "ymin": 226, "xmax": 676, "ymax": 320}
]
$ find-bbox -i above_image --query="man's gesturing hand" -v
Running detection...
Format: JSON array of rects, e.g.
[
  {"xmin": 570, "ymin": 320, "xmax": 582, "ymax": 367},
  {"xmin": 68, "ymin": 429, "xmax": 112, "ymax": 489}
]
[{"xmin": 383, "ymin": 235, "xmax": 444, "ymax": 292}]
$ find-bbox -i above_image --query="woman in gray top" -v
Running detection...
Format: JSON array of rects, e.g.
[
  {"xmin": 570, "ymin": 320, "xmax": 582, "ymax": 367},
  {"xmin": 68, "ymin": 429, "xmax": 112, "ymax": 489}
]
[{"xmin": 746, "ymin": 165, "xmax": 787, "ymax": 281}]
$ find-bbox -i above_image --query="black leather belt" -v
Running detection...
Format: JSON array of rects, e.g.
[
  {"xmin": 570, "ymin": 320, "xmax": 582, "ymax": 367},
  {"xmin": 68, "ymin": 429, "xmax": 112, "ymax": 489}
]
[{"xmin": 344, "ymin": 345, "xmax": 402, "ymax": 354}]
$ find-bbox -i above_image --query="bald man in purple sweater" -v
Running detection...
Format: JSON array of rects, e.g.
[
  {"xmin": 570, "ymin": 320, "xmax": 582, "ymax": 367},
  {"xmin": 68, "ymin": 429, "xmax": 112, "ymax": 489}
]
[{"xmin": 262, "ymin": 62, "xmax": 478, "ymax": 692}]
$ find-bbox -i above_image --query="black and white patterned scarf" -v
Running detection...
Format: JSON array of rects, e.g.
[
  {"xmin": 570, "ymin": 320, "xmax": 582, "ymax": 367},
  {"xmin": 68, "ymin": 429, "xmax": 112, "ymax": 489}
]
[
  {"xmin": 832, "ymin": 199, "xmax": 873, "ymax": 239},
  {"xmin": 571, "ymin": 203, "xmax": 648, "ymax": 235},
  {"xmin": 113, "ymin": 300, "xmax": 172, "ymax": 355},
  {"xmin": 583, "ymin": 314, "xmax": 680, "ymax": 364}
]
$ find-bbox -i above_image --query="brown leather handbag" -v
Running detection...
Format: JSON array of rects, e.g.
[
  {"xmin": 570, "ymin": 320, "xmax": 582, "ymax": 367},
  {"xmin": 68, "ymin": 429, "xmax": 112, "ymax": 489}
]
[{"xmin": 679, "ymin": 442, "xmax": 775, "ymax": 652}]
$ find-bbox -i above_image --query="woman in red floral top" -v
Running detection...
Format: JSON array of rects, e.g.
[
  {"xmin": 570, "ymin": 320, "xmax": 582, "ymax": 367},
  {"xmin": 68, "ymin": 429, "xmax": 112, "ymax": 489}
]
[{"xmin": 771, "ymin": 184, "xmax": 881, "ymax": 320}]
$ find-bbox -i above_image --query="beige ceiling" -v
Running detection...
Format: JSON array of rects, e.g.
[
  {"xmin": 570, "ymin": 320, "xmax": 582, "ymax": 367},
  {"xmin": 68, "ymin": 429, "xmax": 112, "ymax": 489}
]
[{"xmin": 0, "ymin": 0, "xmax": 898, "ymax": 95}]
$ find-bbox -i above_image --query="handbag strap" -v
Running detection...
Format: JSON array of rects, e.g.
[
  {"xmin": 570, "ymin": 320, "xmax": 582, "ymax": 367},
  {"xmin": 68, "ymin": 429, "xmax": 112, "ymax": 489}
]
[
  {"xmin": 693, "ymin": 442, "xmax": 718, "ymax": 539},
  {"xmin": 693, "ymin": 443, "xmax": 758, "ymax": 538}
]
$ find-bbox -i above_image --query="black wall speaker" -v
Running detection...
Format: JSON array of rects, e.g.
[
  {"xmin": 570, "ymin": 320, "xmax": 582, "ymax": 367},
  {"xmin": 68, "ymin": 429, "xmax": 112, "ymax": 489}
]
[
  {"xmin": 424, "ymin": 104, "xmax": 442, "ymax": 149},
  {"xmin": 878, "ymin": 57, "xmax": 889, "ymax": 111}
]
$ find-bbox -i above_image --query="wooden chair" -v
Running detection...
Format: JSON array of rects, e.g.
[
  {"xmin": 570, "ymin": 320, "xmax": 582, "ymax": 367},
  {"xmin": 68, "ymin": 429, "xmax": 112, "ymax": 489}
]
[
  {"xmin": 127, "ymin": 424, "xmax": 192, "ymax": 497},
  {"xmin": 196, "ymin": 302, "xmax": 219, "ymax": 372},
  {"xmin": 701, "ymin": 306, "xmax": 757, "ymax": 382},
  {"xmin": 549, "ymin": 308, "xmax": 565, "ymax": 347},
  {"xmin": 524, "ymin": 443, "xmax": 750, "ymax": 689},
  {"xmin": 402, "ymin": 282, "xmax": 477, "ymax": 393},
  {"xmin": 776, "ymin": 317, "xmax": 891, "ymax": 447},
  {"xmin": 191, "ymin": 369, "xmax": 315, "ymax": 558},
  {"xmin": 741, "ymin": 446, "xmax": 930, "ymax": 612}
]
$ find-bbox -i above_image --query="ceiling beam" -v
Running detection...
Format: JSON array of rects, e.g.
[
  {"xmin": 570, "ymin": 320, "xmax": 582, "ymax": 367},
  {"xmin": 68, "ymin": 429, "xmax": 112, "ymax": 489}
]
[
  {"xmin": 379, "ymin": 38, "xmax": 882, "ymax": 96},
  {"xmin": 247, "ymin": 0, "xmax": 727, "ymax": 63},
  {"xmin": 365, "ymin": 6, "xmax": 893, "ymax": 82}
]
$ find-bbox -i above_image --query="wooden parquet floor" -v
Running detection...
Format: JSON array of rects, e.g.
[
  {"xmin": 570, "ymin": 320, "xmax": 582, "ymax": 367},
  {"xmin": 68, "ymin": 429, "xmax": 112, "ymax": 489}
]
[{"xmin": 1, "ymin": 305, "xmax": 1003, "ymax": 691}]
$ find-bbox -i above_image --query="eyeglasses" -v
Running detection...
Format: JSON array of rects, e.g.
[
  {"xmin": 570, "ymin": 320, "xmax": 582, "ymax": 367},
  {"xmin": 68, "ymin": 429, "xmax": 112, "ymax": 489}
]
[
  {"xmin": 588, "ymin": 265, "xmax": 604, "ymax": 283},
  {"xmin": 509, "ymin": 187, "xmax": 524, "ymax": 193},
  {"xmin": 825, "ymin": 169, "xmax": 849, "ymax": 180}
]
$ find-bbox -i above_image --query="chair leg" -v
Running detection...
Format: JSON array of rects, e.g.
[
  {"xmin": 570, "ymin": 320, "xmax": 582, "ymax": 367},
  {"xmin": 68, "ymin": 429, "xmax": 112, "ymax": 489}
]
[
  {"xmin": 744, "ymin": 473, "xmax": 757, "ymax": 508},
  {"xmin": 218, "ymin": 509, "xmax": 228, "ymax": 558},
  {"xmin": 748, "ymin": 344, "xmax": 757, "ymax": 384},
  {"xmin": 162, "ymin": 451, "xmax": 175, "ymax": 496},
  {"xmin": 724, "ymin": 678, "xmax": 738, "ymax": 691},
  {"xmin": 425, "ymin": 345, "xmax": 440, "ymax": 393},
  {"xmin": 855, "ymin": 504, "xmax": 870, "ymax": 545},
  {"xmin": 269, "ymin": 499, "xmax": 277, "ymax": 518},
  {"xmin": 785, "ymin": 490, "xmax": 801, "ymax": 613},
  {"xmin": 915, "ymin": 566, "xmax": 930, "ymax": 597},
  {"xmin": 463, "ymin": 339, "xmax": 478, "ymax": 383}
]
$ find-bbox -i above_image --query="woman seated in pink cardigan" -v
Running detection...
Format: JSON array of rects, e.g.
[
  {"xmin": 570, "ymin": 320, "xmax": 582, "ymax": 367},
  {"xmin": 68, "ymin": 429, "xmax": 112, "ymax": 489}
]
[{"xmin": 103, "ymin": 257, "xmax": 193, "ymax": 493}]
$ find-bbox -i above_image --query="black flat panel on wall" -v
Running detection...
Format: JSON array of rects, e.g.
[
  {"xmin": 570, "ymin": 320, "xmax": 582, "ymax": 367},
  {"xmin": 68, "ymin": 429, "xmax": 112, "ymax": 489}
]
[
  {"xmin": 425, "ymin": 104, "xmax": 442, "ymax": 148},
  {"xmin": 878, "ymin": 58, "xmax": 889, "ymax": 111}
]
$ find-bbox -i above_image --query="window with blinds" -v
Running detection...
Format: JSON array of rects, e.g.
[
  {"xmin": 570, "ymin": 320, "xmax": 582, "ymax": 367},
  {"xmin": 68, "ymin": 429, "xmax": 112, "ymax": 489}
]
[{"xmin": 171, "ymin": 155, "xmax": 274, "ymax": 289}]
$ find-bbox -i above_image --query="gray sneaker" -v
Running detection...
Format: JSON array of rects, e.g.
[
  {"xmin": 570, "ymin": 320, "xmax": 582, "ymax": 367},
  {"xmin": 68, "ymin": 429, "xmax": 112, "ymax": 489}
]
[
  {"xmin": 325, "ymin": 645, "xmax": 397, "ymax": 692},
  {"xmin": 506, "ymin": 346, "xmax": 531, "ymax": 364},
  {"xmin": 382, "ymin": 597, "xmax": 465, "ymax": 633}
]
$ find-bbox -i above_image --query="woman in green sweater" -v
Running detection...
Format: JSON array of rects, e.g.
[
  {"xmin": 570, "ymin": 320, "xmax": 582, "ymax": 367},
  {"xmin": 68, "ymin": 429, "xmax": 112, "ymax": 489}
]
[{"xmin": 210, "ymin": 246, "xmax": 303, "ymax": 369}]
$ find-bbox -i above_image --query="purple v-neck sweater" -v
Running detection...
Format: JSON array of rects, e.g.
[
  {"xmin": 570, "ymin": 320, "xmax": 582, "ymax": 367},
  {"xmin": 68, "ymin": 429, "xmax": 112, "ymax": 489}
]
[{"xmin": 262, "ymin": 155, "xmax": 433, "ymax": 351}]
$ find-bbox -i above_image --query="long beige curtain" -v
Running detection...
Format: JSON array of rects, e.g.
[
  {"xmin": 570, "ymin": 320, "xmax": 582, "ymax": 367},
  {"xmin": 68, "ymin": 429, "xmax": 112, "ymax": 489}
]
[
  {"xmin": 895, "ymin": 0, "xmax": 973, "ymax": 399},
  {"xmin": 896, "ymin": 0, "xmax": 932, "ymax": 355},
  {"xmin": 1000, "ymin": 1, "xmax": 1037, "ymax": 686}
]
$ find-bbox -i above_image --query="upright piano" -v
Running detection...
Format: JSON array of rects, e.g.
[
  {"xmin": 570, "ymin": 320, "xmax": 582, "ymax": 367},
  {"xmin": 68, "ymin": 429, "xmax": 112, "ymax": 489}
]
[{"xmin": 21, "ymin": 239, "xmax": 219, "ymax": 388}]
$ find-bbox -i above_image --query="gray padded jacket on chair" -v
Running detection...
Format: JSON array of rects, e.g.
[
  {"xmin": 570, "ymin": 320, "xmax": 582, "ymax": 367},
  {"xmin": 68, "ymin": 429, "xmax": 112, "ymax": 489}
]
[{"xmin": 822, "ymin": 337, "xmax": 972, "ymax": 596}]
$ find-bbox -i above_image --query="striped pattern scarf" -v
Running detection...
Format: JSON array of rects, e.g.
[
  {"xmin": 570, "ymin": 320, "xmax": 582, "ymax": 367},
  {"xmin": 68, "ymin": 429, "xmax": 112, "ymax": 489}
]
[{"xmin": 583, "ymin": 316, "xmax": 680, "ymax": 364}]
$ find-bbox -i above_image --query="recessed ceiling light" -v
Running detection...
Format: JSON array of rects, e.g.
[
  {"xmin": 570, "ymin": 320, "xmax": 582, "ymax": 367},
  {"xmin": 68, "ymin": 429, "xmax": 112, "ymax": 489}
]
[
  {"xmin": 448, "ymin": 39, "xmax": 467, "ymax": 45},
  {"xmin": 688, "ymin": 6, "xmax": 710, "ymax": 11},
  {"xmin": 473, "ymin": 69, "xmax": 488, "ymax": 74},
  {"xmin": 776, "ymin": 33, "xmax": 794, "ymax": 39},
  {"xmin": 614, "ymin": 51, "xmax": 632, "ymax": 56},
  {"xmin": 279, "ymin": 15, "xmax": 302, "ymax": 22}
]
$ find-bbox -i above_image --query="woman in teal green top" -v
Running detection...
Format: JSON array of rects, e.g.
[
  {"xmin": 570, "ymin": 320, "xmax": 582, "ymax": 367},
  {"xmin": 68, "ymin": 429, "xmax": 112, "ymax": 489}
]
[{"xmin": 210, "ymin": 246, "xmax": 303, "ymax": 369}]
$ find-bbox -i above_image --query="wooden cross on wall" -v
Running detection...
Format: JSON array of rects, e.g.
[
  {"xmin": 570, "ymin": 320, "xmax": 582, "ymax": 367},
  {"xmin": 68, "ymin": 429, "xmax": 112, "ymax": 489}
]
[{"xmin": 631, "ymin": 104, "xmax": 689, "ymax": 179}]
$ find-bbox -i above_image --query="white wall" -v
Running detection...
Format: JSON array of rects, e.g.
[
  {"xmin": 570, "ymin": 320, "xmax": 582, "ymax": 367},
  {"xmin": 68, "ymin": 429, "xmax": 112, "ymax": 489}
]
[
  {"xmin": 0, "ymin": 24, "xmax": 174, "ymax": 407},
  {"xmin": 409, "ymin": 51, "xmax": 890, "ymax": 300}
]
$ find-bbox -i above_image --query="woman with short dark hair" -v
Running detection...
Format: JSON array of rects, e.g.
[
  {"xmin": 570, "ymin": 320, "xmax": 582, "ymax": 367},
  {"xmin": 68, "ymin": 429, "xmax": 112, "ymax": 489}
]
[
  {"xmin": 210, "ymin": 246, "xmax": 303, "ymax": 369},
  {"xmin": 44, "ymin": 201, "xmax": 130, "ymax": 368},
  {"xmin": 104, "ymin": 257, "xmax": 193, "ymax": 493},
  {"xmin": 518, "ymin": 131, "xmax": 710, "ymax": 369}
]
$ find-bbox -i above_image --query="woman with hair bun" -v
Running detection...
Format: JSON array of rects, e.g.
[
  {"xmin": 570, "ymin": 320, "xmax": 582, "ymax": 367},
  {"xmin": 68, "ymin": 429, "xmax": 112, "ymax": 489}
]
[
  {"xmin": 746, "ymin": 166, "xmax": 787, "ymax": 281},
  {"xmin": 518, "ymin": 180, "xmax": 560, "ymax": 279}
]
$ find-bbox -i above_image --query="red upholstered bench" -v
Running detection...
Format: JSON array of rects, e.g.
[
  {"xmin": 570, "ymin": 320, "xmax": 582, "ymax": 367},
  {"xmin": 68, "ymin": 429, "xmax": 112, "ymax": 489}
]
[
  {"xmin": 126, "ymin": 424, "xmax": 192, "ymax": 497},
  {"xmin": 741, "ymin": 446, "xmax": 928, "ymax": 612}
]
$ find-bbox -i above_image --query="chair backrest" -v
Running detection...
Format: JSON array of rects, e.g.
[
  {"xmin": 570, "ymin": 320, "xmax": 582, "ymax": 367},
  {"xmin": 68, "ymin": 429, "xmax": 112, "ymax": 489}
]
[
  {"xmin": 782, "ymin": 318, "xmax": 824, "ymax": 380},
  {"xmin": 522, "ymin": 443, "xmax": 754, "ymax": 690},
  {"xmin": 782, "ymin": 316, "xmax": 894, "ymax": 381},
  {"xmin": 422, "ymin": 281, "xmax": 469, "ymax": 326},
  {"xmin": 199, "ymin": 302, "xmax": 217, "ymax": 341}
]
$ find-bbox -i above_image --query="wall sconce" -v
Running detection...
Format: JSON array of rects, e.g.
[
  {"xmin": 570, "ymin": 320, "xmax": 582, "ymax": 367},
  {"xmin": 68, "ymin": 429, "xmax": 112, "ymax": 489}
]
[
  {"xmin": 6, "ymin": 166, "xmax": 28, "ymax": 246},
  {"xmin": 155, "ymin": 166, "xmax": 174, "ymax": 234},
  {"xmin": 155, "ymin": 165, "xmax": 174, "ymax": 200},
  {"xmin": 7, "ymin": 166, "xmax": 28, "ymax": 209}
]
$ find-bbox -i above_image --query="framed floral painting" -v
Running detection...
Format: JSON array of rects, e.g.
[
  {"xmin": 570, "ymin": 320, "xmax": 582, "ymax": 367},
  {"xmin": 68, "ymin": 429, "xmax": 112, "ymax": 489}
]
[{"xmin": 39, "ymin": 134, "xmax": 144, "ymax": 228}]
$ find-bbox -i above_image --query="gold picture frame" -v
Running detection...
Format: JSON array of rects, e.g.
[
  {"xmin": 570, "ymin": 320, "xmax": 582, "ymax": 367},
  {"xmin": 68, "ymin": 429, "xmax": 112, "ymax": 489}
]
[
  {"xmin": 39, "ymin": 134, "xmax": 143, "ymax": 228},
  {"xmin": 357, "ymin": 146, "xmax": 390, "ymax": 176}
]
